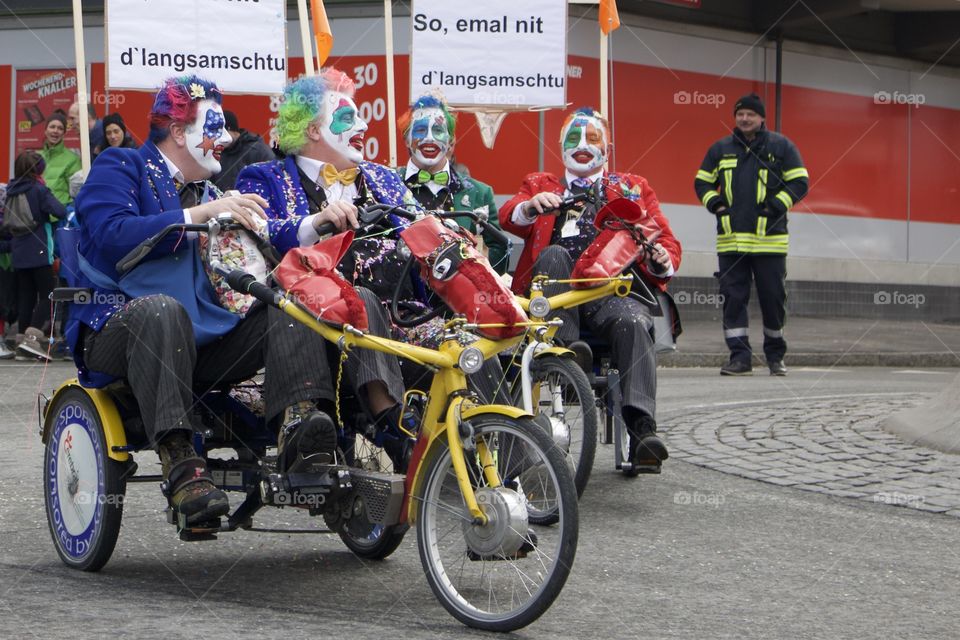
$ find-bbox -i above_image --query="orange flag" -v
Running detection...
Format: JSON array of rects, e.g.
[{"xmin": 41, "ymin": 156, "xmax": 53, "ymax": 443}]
[
  {"xmin": 311, "ymin": 0, "xmax": 334, "ymax": 67},
  {"xmin": 599, "ymin": 0, "xmax": 621, "ymax": 34}
]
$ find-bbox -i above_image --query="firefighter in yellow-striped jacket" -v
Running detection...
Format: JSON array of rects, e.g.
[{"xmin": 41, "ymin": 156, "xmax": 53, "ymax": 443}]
[{"xmin": 694, "ymin": 93, "xmax": 808, "ymax": 377}]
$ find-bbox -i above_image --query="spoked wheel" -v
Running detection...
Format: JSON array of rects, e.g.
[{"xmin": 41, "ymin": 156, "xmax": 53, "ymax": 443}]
[
  {"xmin": 324, "ymin": 428, "xmax": 408, "ymax": 559},
  {"xmin": 524, "ymin": 356, "xmax": 597, "ymax": 520},
  {"xmin": 43, "ymin": 388, "xmax": 127, "ymax": 571},
  {"xmin": 415, "ymin": 413, "xmax": 578, "ymax": 631}
]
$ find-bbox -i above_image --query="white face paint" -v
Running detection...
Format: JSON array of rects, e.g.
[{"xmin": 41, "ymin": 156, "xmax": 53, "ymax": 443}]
[
  {"xmin": 184, "ymin": 99, "xmax": 231, "ymax": 176},
  {"xmin": 560, "ymin": 114, "xmax": 609, "ymax": 175},
  {"xmin": 406, "ymin": 106, "xmax": 451, "ymax": 169},
  {"xmin": 319, "ymin": 91, "xmax": 368, "ymax": 165}
]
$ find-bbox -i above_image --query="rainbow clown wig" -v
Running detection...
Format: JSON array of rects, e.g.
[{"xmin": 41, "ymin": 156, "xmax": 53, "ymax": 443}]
[
  {"xmin": 275, "ymin": 68, "xmax": 356, "ymax": 154},
  {"xmin": 397, "ymin": 94, "xmax": 457, "ymax": 143},
  {"xmin": 559, "ymin": 106, "xmax": 611, "ymax": 142},
  {"xmin": 148, "ymin": 75, "xmax": 222, "ymax": 143}
]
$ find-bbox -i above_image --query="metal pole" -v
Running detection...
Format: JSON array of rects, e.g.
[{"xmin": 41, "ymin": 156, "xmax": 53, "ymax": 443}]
[
  {"xmin": 71, "ymin": 0, "xmax": 91, "ymax": 172},
  {"xmin": 538, "ymin": 111, "xmax": 545, "ymax": 172},
  {"xmin": 775, "ymin": 33, "xmax": 783, "ymax": 132},
  {"xmin": 384, "ymin": 0, "xmax": 398, "ymax": 167},
  {"xmin": 298, "ymin": 0, "xmax": 316, "ymax": 76},
  {"xmin": 600, "ymin": 29, "xmax": 608, "ymax": 170}
]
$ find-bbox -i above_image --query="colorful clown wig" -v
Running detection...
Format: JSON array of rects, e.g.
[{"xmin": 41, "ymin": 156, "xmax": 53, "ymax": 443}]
[
  {"xmin": 148, "ymin": 75, "xmax": 222, "ymax": 143},
  {"xmin": 559, "ymin": 106, "xmax": 611, "ymax": 144},
  {"xmin": 398, "ymin": 94, "xmax": 457, "ymax": 144},
  {"xmin": 275, "ymin": 68, "xmax": 356, "ymax": 154}
]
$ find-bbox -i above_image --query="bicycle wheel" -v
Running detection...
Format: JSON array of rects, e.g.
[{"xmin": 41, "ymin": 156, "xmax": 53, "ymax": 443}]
[
  {"xmin": 415, "ymin": 413, "xmax": 579, "ymax": 631},
  {"xmin": 527, "ymin": 355, "xmax": 598, "ymax": 502},
  {"xmin": 325, "ymin": 431, "xmax": 408, "ymax": 560},
  {"xmin": 43, "ymin": 388, "xmax": 127, "ymax": 572}
]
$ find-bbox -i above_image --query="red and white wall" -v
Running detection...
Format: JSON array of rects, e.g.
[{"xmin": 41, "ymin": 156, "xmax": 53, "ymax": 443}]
[{"xmin": 2, "ymin": 12, "xmax": 958, "ymax": 282}]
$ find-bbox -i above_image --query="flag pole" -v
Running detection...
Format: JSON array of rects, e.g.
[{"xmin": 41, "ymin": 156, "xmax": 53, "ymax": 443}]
[
  {"xmin": 71, "ymin": 0, "xmax": 91, "ymax": 171},
  {"xmin": 384, "ymin": 0, "xmax": 398, "ymax": 167},
  {"xmin": 297, "ymin": 0, "xmax": 316, "ymax": 76}
]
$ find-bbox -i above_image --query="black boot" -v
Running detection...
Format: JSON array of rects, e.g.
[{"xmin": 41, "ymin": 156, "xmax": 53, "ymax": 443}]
[
  {"xmin": 278, "ymin": 404, "xmax": 339, "ymax": 472},
  {"xmin": 372, "ymin": 404, "xmax": 420, "ymax": 473},
  {"xmin": 159, "ymin": 433, "xmax": 230, "ymax": 525},
  {"xmin": 628, "ymin": 413, "xmax": 668, "ymax": 473}
]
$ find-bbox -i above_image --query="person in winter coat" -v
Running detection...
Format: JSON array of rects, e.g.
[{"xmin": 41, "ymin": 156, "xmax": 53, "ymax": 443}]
[
  {"xmin": 94, "ymin": 112, "xmax": 138, "ymax": 157},
  {"xmin": 3, "ymin": 150, "xmax": 66, "ymax": 360},
  {"xmin": 39, "ymin": 112, "xmax": 82, "ymax": 207},
  {"xmin": 212, "ymin": 110, "xmax": 276, "ymax": 192}
]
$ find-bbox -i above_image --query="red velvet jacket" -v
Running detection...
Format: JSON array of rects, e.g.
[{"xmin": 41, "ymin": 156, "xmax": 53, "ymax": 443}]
[{"xmin": 499, "ymin": 172, "xmax": 682, "ymax": 295}]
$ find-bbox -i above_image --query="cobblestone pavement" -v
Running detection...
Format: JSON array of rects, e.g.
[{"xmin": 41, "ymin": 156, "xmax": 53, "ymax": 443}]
[{"xmin": 665, "ymin": 393, "xmax": 960, "ymax": 516}]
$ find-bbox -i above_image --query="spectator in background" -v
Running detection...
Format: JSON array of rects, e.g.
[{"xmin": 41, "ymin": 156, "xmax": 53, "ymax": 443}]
[
  {"xmin": 212, "ymin": 110, "xmax": 275, "ymax": 192},
  {"xmin": 94, "ymin": 112, "xmax": 138, "ymax": 157},
  {"xmin": 67, "ymin": 99, "xmax": 105, "ymax": 153},
  {"xmin": 0, "ymin": 182, "xmax": 15, "ymax": 359},
  {"xmin": 4, "ymin": 151, "xmax": 66, "ymax": 361},
  {"xmin": 39, "ymin": 111, "xmax": 82, "ymax": 206}
]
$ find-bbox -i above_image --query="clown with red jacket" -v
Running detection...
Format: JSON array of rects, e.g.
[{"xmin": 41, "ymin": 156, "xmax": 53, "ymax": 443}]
[{"xmin": 499, "ymin": 106, "xmax": 681, "ymax": 473}]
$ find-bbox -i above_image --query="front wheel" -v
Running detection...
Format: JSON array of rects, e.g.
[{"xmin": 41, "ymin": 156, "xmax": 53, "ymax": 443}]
[
  {"xmin": 415, "ymin": 414, "xmax": 579, "ymax": 631},
  {"xmin": 43, "ymin": 388, "xmax": 126, "ymax": 571}
]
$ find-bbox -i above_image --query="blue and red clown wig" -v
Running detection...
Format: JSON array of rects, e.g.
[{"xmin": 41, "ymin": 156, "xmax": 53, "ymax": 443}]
[
  {"xmin": 148, "ymin": 75, "xmax": 222, "ymax": 143},
  {"xmin": 275, "ymin": 68, "xmax": 356, "ymax": 155},
  {"xmin": 397, "ymin": 94, "xmax": 457, "ymax": 144}
]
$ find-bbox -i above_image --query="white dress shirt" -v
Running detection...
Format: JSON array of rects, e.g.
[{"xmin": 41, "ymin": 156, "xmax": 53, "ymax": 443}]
[
  {"xmin": 295, "ymin": 155, "xmax": 360, "ymax": 246},
  {"xmin": 405, "ymin": 159, "xmax": 450, "ymax": 196}
]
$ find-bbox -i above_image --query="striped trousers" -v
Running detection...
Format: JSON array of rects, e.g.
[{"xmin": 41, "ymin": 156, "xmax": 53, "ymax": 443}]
[
  {"xmin": 533, "ymin": 245, "xmax": 658, "ymax": 417},
  {"xmin": 83, "ymin": 289, "xmax": 404, "ymax": 446}
]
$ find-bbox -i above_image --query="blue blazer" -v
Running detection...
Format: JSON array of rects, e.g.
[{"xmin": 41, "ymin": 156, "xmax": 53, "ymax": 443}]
[
  {"xmin": 236, "ymin": 155, "xmax": 421, "ymax": 223},
  {"xmin": 68, "ymin": 143, "xmax": 302, "ymax": 386}
]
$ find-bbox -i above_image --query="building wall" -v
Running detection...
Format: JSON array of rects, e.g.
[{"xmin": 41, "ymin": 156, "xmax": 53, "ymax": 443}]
[{"xmin": 1, "ymin": 12, "xmax": 958, "ymax": 286}]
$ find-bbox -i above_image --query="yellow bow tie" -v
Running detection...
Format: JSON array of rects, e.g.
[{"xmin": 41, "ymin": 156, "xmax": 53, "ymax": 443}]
[{"xmin": 320, "ymin": 164, "xmax": 359, "ymax": 187}]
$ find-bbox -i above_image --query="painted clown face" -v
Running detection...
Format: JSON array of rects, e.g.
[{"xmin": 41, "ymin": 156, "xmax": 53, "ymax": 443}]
[
  {"xmin": 561, "ymin": 114, "xmax": 609, "ymax": 175},
  {"xmin": 320, "ymin": 91, "xmax": 368, "ymax": 165},
  {"xmin": 406, "ymin": 106, "xmax": 451, "ymax": 169},
  {"xmin": 185, "ymin": 99, "xmax": 231, "ymax": 176}
]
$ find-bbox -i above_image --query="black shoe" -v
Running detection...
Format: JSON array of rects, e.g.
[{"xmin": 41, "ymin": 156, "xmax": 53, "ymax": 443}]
[
  {"xmin": 278, "ymin": 411, "xmax": 338, "ymax": 472},
  {"xmin": 628, "ymin": 415, "xmax": 668, "ymax": 471},
  {"xmin": 720, "ymin": 359, "xmax": 753, "ymax": 376},
  {"xmin": 565, "ymin": 340, "xmax": 594, "ymax": 376},
  {"xmin": 159, "ymin": 434, "xmax": 230, "ymax": 526},
  {"xmin": 374, "ymin": 404, "xmax": 419, "ymax": 473},
  {"xmin": 768, "ymin": 361, "xmax": 787, "ymax": 376}
]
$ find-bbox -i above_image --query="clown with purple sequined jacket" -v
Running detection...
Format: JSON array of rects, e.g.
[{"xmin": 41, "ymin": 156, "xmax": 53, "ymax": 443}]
[{"xmin": 237, "ymin": 70, "xmax": 424, "ymax": 307}]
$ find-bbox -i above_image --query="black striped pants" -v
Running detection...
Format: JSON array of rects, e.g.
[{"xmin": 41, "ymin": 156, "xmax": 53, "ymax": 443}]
[
  {"xmin": 533, "ymin": 245, "xmax": 658, "ymax": 417},
  {"xmin": 83, "ymin": 289, "xmax": 404, "ymax": 446}
]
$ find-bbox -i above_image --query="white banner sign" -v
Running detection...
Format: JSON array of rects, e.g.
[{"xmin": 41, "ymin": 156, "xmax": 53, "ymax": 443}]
[
  {"xmin": 106, "ymin": 0, "xmax": 287, "ymax": 95},
  {"xmin": 410, "ymin": 0, "xmax": 567, "ymax": 109}
]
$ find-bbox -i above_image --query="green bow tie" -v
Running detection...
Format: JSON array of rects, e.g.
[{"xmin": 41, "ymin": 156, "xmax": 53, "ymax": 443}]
[{"xmin": 416, "ymin": 169, "xmax": 449, "ymax": 186}]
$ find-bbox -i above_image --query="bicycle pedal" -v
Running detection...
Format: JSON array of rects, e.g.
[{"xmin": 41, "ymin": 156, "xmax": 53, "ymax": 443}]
[
  {"xmin": 466, "ymin": 548, "xmax": 529, "ymax": 562},
  {"xmin": 178, "ymin": 519, "xmax": 222, "ymax": 541},
  {"xmin": 627, "ymin": 462, "xmax": 662, "ymax": 475}
]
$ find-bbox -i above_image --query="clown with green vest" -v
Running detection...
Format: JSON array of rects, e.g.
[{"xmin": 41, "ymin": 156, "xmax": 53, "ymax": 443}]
[{"xmin": 396, "ymin": 95, "xmax": 509, "ymax": 274}]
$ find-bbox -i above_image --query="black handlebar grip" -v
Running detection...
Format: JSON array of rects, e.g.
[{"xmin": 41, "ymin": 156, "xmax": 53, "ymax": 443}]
[
  {"xmin": 115, "ymin": 244, "xmax": 153, "ymax": 276},
  {"xmin": 224, "ymin": 269, "xmax": 279, "ymax": 306},
  {"xmin": 314, "ymin": 221, "xmax": 336, "ymax": 236}
]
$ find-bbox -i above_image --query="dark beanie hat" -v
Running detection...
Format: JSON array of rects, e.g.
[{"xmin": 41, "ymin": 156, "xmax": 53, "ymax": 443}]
[
  {"xmin": 102, "ymin": 112, "xmax": 128, "ymax": 134},
  {"xmin": 47, "ymin": 111, "xmax": 67, "ymax": 128},
  {"xmin": 734, "ymin": 93, "xmax": 765, "ymax": 118},
  {"xmin": 223, "ymin": 110, "xmax": 239, "ymax": 131}
]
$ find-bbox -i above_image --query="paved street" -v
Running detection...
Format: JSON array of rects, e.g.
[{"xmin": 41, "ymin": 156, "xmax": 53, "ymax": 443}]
[{"xmin": 1, "ymin": 363, "xmax": 959, "ymax": 639}]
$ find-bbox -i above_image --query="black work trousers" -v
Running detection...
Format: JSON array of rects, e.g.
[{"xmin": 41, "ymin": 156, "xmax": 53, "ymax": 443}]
[{"xmin": 717, "ymin": 253, "xmax": 787, "ymax": 364}]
